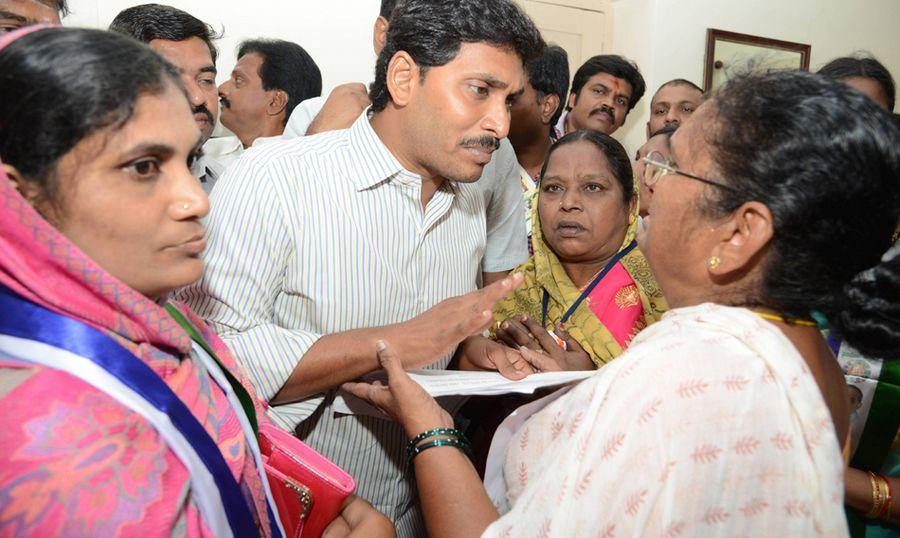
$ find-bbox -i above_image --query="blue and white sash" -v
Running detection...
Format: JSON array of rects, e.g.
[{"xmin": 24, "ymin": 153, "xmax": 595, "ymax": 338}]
[{"xmin": 0, "ymin": 287, "xmax": 285, "ymax": 538}]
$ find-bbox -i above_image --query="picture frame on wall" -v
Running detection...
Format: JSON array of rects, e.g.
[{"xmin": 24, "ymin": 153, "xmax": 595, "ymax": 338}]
[{"xmin": 703, "ymin": 28, "xmax": 811, "ymax": 92}]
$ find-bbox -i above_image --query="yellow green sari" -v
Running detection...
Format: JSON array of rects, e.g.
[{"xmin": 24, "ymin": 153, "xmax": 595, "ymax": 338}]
[{"xmin": 492, "ymin": 189, "xmax": 667, "ymax": 367}]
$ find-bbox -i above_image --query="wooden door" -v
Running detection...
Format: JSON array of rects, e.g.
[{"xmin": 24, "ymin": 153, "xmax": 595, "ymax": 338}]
[{"xmin": 517, "ymin": 0, "xmax": 611, "ymax": 81}]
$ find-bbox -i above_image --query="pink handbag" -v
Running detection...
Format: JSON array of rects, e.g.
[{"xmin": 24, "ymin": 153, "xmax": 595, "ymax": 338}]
[{"xmin": 259, "ymin": 422, "xmax": 356, "ymax": 538}]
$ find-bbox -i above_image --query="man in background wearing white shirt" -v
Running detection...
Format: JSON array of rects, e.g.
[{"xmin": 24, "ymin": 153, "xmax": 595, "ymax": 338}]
[
  {"xmin": 179, "ymin": 1, "xmax": 544, "ymax": 534},
  {"xmin": 284, "ymin": 0, "xmax": 531, "ymax": 285},
  {"xmin": 109, "ymin": 4, "xmax": 227, "ymax": 194},
  {"xmin": 218, "ymin": 38, "xmax": 322, "ymax": 148}
]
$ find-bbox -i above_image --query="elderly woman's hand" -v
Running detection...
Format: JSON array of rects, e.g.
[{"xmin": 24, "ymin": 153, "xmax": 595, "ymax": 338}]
[
  {"xmin": 342, "ymin": 340, "xmax": 453, "ymax": 438},
  {"xmin": 516, "ymin": 320, "xmax": 595, "ymax": 372}
]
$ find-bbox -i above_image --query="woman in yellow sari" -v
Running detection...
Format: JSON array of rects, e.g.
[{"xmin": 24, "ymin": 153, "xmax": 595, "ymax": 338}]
[{"xmin": 459, "ymin": 130, "xmax": 666, "ymax": 374}]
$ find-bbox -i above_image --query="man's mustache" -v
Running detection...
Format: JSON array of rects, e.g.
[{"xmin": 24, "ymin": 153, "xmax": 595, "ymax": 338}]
[
  {"xmin": 460, "ymin": 136, "xmax": 500, "ymax": 151},
  {"xmin": 193, "ymin": 104, "xmax": 214, "ymax": 123},
  {"xmin": 590, "ymin": 105, "xmax": 615, "ymax": 120},
  {"xmin": 218, "ymin": 94, "xmax": 231, "ymax": 109}
]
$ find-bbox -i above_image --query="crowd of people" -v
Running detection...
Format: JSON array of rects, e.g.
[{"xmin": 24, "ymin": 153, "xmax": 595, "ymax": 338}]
[{"xmin": 0, "ymin": 0, "xmax": 898, "ymax": 536}]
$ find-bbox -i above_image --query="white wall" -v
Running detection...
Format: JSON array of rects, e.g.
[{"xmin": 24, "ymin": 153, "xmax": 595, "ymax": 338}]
[
  {"xmin": 66, "ymin": 0, "xmax": 380, "ymax": 93},
  {"xmin": 66, "ymin": 0, "xmax": 898, "ymax": 154},
  {"xmin": 611, "ymin": 0, "xmax": 900, "ymax": 155}
]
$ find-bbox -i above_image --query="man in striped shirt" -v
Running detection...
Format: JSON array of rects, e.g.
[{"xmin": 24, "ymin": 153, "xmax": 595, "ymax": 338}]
[
  {"xmin": 179, "ymin": 1, "xmax": 544, "ymax": 534},
  {"xmin": 283, "ymin": 0, "xmax": 529, "ymax": 287}
]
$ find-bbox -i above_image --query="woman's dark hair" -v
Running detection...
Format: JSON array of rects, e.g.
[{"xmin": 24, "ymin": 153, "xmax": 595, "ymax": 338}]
[
  {"xmin": 41, "ymin": 0, "xmax": 69, "ymax": 17},
  {"xmin": 237, "ymin": 39, "xmax": 322, "ymax": 126},
  {"xmin": 818, "ymin": 55, "xmax": 895, "ymax": 111},
  {"xmin": 540, "ymin": 129, "xmax": 634, "ymax": 205},
  {"xmin": 570, "ymin": 54, "xmax": 646, "ymax": 112},
  {"xmin": 706, "ymin": 70, "xmax": 900, "ymax": 359},
  {"xmin": 841, "ymin": 245, "xmax": 900, "ymax": 359},
  {"xmin": 369, "ymin": 0, "xmax": 544, "ymax": 113},
  {"xmin": 0, "ymin": 28, "xmax": 180, "ymax": 199}
]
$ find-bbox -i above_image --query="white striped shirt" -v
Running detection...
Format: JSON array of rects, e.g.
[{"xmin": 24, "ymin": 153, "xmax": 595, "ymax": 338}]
[
  {"xmin": 178, "ymin": 112, "xmax": 486, "ymax": 534},
  {"xmin": 283, "ymin": 95, "xmax": 529, "ymax": 274}
]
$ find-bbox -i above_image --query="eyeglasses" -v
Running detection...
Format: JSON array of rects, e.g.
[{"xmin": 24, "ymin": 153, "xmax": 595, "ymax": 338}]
[{"xmin": 640, "ymin": 155, "xmax": 737, "ymax": 192}]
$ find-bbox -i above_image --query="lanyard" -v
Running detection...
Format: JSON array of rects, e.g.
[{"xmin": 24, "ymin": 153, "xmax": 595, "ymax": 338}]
[
  {"xmin": 0, "ymin": 286, "xmax": 264, "ymax": 538},
  {"xmin": 165, "ymin": 305, "xmax": 258, "ymax": 435},
  {"xmin": 165, "ymin": 305, "xmax": 286, "ymax": 538},
  {"xmin": 541, "ymin": 240, "xmax": 637, "ymax": 327}
]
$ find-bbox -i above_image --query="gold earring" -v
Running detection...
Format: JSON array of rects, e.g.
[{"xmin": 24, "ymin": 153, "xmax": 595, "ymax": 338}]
[{"xmin": 708, "ymin": 256, "xmax": 721, "ymax": 270}]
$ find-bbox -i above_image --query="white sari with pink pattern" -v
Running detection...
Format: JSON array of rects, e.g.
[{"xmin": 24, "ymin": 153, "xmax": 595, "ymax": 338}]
[{"xmin": 484, "ymin": 303, "xmax": 848, "ymax": 537}]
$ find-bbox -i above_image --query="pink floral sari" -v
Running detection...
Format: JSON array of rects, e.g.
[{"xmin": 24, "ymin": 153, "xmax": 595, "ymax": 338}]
[{"xmin": 0, "ymin": 29, "xmax": 273, "ymax": 536}]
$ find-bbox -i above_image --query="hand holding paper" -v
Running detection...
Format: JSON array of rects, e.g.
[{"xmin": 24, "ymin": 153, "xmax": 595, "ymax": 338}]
[{"xmin": 337, "ymin": 363, "xmax": 595, "ymax": 418}]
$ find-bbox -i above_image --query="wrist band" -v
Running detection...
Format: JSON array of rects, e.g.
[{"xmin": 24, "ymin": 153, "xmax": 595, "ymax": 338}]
[{"xmin": 407, "ymin": 438, "xmax": 473, "ymax": 466}]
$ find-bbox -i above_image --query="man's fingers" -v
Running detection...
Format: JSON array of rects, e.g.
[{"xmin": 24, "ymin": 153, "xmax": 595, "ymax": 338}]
[
  {"xmin": 343, "ymin": 83, "xmax": 371, "ymax": 104},
  {"xmin": 477, "ymin": 272, "xmax": 524, "ymax": 309},
  {"xmin": 452, "ymin": 309, "xmax": 494, "ymax": 342}
]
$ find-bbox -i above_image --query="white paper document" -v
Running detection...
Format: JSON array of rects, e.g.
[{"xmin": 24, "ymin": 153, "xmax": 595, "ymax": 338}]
[{"xmin": 333, "ymin": 369, "xmax": 596, "ymax": 417}]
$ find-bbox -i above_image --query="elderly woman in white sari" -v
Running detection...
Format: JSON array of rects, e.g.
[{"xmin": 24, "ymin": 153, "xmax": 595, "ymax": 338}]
[{"xmin": 343, "ymin": 70, "xmax": 900, "ymax": 537}]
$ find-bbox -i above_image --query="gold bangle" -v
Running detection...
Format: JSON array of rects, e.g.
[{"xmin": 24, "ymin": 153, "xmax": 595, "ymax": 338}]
[
  {"xmin": 877, "ymin": 473, "xmax": 894, "ymax": 521},
  {"xmin": 867, "ymin": 471, "xmax": 886, "ymax": 519}
]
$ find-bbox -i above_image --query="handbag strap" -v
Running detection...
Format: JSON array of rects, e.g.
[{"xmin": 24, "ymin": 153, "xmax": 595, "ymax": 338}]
[
  {"xmin": 165, "ymin": 304, "xmax": 259, "ymax": 437},
  {"xmin": 0, "ymin": 285, "xmax": 258, "ymax": 538}
]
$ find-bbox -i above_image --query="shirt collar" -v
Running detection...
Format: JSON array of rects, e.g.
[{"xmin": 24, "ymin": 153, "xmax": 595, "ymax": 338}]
[
  {"xmin": 346, "ymin": 110, "xmax": 409, "ymax": 191},
  {"xmin": 191, "ymin": 153, "xmax": 226, "ymax": 182},
  {"xmin": 553, "ymin": 110, "xmax": 569, "ymax": 140}
]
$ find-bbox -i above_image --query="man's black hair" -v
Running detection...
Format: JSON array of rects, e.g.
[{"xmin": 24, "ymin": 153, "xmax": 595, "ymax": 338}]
[
  {"xmin": 109, "ymin": 3, "xmax": 220, "ymax": 63},
  {"xmin": 369, "ymin": 0, "xmax": 545, "ymax": 113},
  {"xmin": 655, "ymin": 78, "xmax": 703, "ymax": 96},
  {"xmin": 237, "ymin": 39, "xmax": 322, "ymax": 126},
  {"xmin": 818, "ymin": 54, "xmax": 895, "ymax": 111},
  {"xmin": 570, "ymin": 54, "xmax": 645, "ymax": 112},
  {"xmin": 527, "ymin": 44, "xmax": 569, "ymax": 128},
  {"xmin": 379, "ymin": 0, "xmax": 397, "ymax": 18}
]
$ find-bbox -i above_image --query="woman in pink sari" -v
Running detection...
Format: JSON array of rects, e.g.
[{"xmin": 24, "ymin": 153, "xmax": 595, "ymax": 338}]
[{"xmin": 0, "ymin": 27, "xmax": 391, "ymax": 537}]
